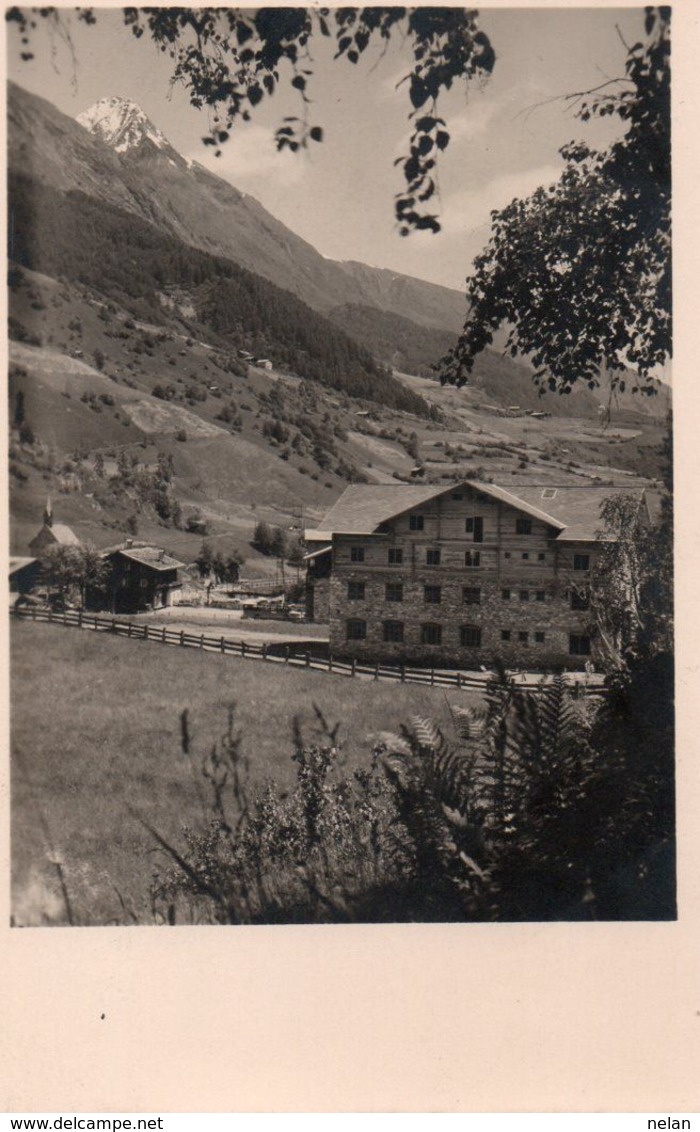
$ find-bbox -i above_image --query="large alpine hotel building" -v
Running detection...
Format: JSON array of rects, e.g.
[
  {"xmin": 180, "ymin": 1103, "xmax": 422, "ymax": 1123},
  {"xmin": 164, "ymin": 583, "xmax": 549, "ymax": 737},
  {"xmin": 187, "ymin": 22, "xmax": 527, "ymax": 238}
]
[{"xmin": 304, "ymin": 480, "xmax": 650, "ymax": 670}]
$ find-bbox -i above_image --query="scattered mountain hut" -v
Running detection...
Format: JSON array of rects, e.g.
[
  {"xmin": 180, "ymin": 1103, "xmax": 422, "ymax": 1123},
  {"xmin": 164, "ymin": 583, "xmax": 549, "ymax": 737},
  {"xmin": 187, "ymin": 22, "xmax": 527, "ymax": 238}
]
[{"xmin": 100, "ymin": 541, "xmax": 184, "ymax": 614}]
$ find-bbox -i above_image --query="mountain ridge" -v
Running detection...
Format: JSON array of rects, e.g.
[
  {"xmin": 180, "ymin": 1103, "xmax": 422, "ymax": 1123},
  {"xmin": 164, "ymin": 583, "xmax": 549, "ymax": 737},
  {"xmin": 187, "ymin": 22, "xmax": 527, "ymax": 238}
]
[{"xmin": 10, "ymin": 82, "xmax": 466, "ymax": 333}]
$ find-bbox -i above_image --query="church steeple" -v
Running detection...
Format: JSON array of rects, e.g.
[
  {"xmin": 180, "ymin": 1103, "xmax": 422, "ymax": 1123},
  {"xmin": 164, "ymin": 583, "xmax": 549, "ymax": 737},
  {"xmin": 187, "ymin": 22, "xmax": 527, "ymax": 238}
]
[{"xmin": 43, "ymin": 497, "xmax": 53, "ymax": 528}]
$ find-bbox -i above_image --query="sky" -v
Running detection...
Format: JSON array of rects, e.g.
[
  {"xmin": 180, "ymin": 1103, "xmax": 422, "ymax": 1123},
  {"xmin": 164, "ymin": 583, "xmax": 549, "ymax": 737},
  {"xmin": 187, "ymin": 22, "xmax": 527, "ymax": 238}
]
[{"xmin": 6, "ymin": 5, "xmax": 647, "ymax": 292}]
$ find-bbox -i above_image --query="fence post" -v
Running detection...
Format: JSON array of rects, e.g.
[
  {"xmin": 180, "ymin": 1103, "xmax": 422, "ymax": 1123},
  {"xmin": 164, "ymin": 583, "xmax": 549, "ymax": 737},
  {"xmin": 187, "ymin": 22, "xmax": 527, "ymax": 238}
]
[
  {"xmin": 78, "ymin": 610, "xmax": 83, "ymax": 629},
  {"xmin": 375, "ymin": 662, "xmax": 379, "ymax": 681},
  {"xmin": 163, "ymin": 627, "xmax": 167, "ymax": 644},
  {"xmin": 431, "ymin": 667, "xmax": 435, "ymax": 686},
  {"xmin": 400, "ymin": 664, "xmax": 405, "ymax": 684},
  {"xmin": 180, "ymin": 630, "xmax": 185, "ymax": 647},
  {"xmin": 457, "ymin": 672, "xmax": 462, "ymax": 690},
  {"xmin": 48, "ymin": 609, "xmax": 54, "ymax": 623},
  {"xmin": 328, "ymin": 653, "xmax": 333, "ymax": 673},
  {"xmin": 32, "ymin": 605, "xmax": 37, "ymax": 621},
  {"xmin": 305, "ymin": 652, "xmax": 310, "ymax": 667},
  {"xmin": 128, "ymin": 622, "xmax": 132, "ymax": 639},
  {"xmin": 94, "ymin": 616, "xmax": 98, "ymax": 630},
  {"xmin": 285, "ymin": 646, "xmax": 290, "ymax": 664},
  {"xmin": 241, "ymin": 640, "xmax": 247, "ymax": 658},
  {"xmin": 200, "ymin": 633, "xmax": 204, "ymax": 650},
  {"xmin": 112, "ymin": 619, "xmax": 117, "ymax": 633},
  {"xmin": 351, "ymin": 657, "xmax": 356, "ymax": 677},
  {"xmin": 262, "ymin": 643, "xmax": 268, "ymax": 661},
  {"xmin": 220, "ymin": 636, "xmax": 225, "ymax": 654}
]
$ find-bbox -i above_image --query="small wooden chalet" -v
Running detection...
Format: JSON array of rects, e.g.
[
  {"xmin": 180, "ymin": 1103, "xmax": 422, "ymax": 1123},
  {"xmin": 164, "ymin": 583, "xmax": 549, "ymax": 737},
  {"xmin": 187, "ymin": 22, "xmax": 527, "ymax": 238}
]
[
  {"xmin": 101, "ymin": 541, "xmax": 184, "ymax": 614},
  {"xmin": 9, "ymin": 557, "xmax": 40, "ymax": 595}
]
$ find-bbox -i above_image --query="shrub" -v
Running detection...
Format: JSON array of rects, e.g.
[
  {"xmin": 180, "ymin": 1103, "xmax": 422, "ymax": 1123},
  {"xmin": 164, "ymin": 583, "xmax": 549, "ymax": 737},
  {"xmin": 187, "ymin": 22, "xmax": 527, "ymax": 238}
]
[{"xmin": 147, "ymin": 660, "xmax": 675, "ymax": 925}]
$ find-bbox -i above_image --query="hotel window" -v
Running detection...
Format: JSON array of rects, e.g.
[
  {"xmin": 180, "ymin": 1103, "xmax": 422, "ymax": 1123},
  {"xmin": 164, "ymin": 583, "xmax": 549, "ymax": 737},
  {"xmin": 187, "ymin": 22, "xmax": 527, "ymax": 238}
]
[
  {"xmin": 573, "ymin": 553, "xmax": 591, "ymax": 571},
  {"xmin": 388, "ymin": 547, "xmax": 403, "ymax": 565},
  {"xmin": 383, "ymin": 620, "xmax": 404, "ymax": 643},
  {"xmin": 570, "ymin": 589, "xmax": 590, "ymax": 610},
  {"xmin": 534, "ymin": 631, "xmax": 546, "ymax": 643},
  {"xmin": 538, "ymin": 552, "xmax": 546, "ymax": 562},
  {"xmin": 569, "ymin": 633, "xmax": 591, "ymax": 656},
  {"xmin": 385, "ymin": 582, "xmax": 403, "ymax": 603},
  {"xmin": 346, "ymin": 619, "xmax": 367, "ymax": 641},
  {"xmin": 504, "ymin": 552, "xmax": 512, "ymax": 559},
  {"xmin": 465, "ymin": 551, "xmax": 481, "ymax": 568},
  {"xmin": 463, "ymin": 587, "xmax": 481, "ymax": 605},
  {"xmin": 421, "ymin": 623, "xmax": 442, "ymax": 646},
  {"xmin": 518, "ymin": 631, "xmax": 529, "ymax": 643},
  {"xmin": 347, "ymin": 581, "xmax": 365, "ymax": 600},
  {"xmin": 426, "ymin": 548, "xmax": 441, "ymax": 566},
  {"xmin": 465, "ymin": 516, "xmax": 484, "ymax": 542},
  {"xmin": 460, "ymin": 625, "xmax": 482, "ymax": 648},
  {"xmin": 519, "ymin": 590, "xmax": 529, "ymax": 602},
  {"xmin": 350, "ymin": 546, "xmax": 365, "ymax": 563},
  {"xmin": 516, "ymin": 518, "xmax": 533, "ymax": 535},
  {"xmin": 409, "ymin": 514, "xmax": 424, "ymax": 532},
  {"xmin": 424, "ymin": 585, "xmax": 442, "ymax": 604},
  {"xmin": 522, "ymin": 552, "xmax": 530, "ymax": 560},
  {"xmin": 501, "ymin": 630, "xmax": 511, "ymax": 642},
  {"xmin": 501, "ymin": 588, "xmax": 511, "ymax": 600},
  {"xmin": 536, "ymin": 591, "xmax": 546, "ymax": 603}
]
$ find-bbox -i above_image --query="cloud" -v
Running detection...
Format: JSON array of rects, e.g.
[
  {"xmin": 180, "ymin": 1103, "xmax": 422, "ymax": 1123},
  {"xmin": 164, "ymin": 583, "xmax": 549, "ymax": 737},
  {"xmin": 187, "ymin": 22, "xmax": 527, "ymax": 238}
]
[
  {"xmin": 440, "ymin": 162, "xmax": 564, "ymax": 237},
  {"xmin": 445, "ymin": 95, "xmax": 503, "ymax": 146},
  {"xmin": 186, "ymin": 123, "xmax": 309, "ymax": 189}
]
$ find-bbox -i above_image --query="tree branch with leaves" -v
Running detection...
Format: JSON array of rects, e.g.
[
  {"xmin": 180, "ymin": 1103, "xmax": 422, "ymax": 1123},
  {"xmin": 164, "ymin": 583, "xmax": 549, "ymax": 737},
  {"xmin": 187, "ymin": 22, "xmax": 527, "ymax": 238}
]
[
  {"xmin": 439, "ymin": 5, "xmax": 671, "ymax": 394},
  {"xmin": 7, "ymin": 5, "xmax": 495, "ymax": 234}
]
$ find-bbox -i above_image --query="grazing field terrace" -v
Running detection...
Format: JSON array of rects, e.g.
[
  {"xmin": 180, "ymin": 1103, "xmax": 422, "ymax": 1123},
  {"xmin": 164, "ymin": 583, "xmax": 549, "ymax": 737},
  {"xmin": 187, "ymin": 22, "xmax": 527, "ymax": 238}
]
[{"xmin": 10, "ymin": 620, "xmax": 482, "ymax": 926}]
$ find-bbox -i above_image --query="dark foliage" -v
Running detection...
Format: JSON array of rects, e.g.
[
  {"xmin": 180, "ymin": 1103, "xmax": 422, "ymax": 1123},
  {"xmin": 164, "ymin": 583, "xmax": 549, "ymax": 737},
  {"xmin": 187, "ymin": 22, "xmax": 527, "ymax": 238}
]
[
  {"xmin": 440, "ymin": 6, "xmax": 671, "ymax": 393},
  {"xmin": 8, "ymin": 172, "xmax": 430, "ymax": 417},
  {"xmin": 8, "ymin": 6, "xmax": 495, "ymax": 233}
]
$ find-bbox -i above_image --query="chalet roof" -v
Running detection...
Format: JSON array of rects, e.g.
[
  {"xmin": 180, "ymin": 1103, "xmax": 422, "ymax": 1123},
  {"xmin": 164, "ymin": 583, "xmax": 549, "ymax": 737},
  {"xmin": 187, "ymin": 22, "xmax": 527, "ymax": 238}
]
[
  {"xmin": 9, "ymin": 557, "xmax": 37, "ymax": 575},
  {"xmin": 303, "ymin": 544, "xmax": 332, "ymax": 561},
  {"xmin": 308, "ymin": 481, "xmax": 645, "ymax": 543},
  {"xmin": 108, "ymin": 545, "xmax": 185, "ymax": 571},
  {"xmin": 309, "ymin": 484, "xmax": 444, "ymax": 537},
  {"xmin": 29, "ymin": 523, "xmax": 80, "ymax": 547},
  {"xmin": 512, "ymin": 484, "xmax": 644, "ymax": 542}
]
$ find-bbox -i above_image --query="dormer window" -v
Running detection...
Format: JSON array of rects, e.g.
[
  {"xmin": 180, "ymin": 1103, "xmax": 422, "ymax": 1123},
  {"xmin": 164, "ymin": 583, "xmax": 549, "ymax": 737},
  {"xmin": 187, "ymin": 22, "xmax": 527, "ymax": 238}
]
[
  {"xmin": 516, "ymin": 518, "xmax": 533, "ymax": 535},
  {"xmin": 409, "ymin": 514, "xmax": 424, "ymax": 532}
]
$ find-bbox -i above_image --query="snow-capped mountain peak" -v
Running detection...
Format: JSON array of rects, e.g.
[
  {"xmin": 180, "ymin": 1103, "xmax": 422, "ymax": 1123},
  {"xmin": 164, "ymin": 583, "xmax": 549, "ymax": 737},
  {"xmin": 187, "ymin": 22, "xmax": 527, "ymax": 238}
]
[{"xmin": 76, "ymin": 96, "xmax": 171, "ymax": 154}]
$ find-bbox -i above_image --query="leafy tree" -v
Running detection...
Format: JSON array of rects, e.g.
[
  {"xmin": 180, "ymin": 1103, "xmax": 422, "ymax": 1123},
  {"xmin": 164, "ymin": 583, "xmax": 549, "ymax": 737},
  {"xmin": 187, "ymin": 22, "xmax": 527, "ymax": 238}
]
[
  {"xmin": 7, "ymin": 7, "xmax": 495, "ymax": 234},
  {"xmin": 588, "ymin": 491, "xmax": 672, "ymax": 668},
  {"xmin": 195, "ymin": 540, "xmax": 214, "ymax": 578},
  {"xmin": 18, "ymin": 420, "xmax": 34, "ymax": 445},
  {"xmin": 270, "ymin": 526, "xmax": 287, "ymax": 559},
  {"xmin": 252, "ymin": 520, "xmax": 273, "ymax": 555},
  {"xmin": 13, "ymin": 390, "xmax": 25, "ymax": 428},
  {"xmin": 440, "ymin": 6, "xmax": 671, "ymax": 393},
  {"xmin": 287, "ymin": 540, "xmax": 305, "ymax": 568},
  {"xmin": 39, "ymin": 544, "xmax": 108, "ymax": 608}
]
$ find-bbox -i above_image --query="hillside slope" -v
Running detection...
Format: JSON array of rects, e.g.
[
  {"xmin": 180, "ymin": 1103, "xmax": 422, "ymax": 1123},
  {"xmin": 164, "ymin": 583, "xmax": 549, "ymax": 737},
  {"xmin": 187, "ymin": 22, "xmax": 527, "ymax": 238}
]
[{"xmin": 8, "ymin": 81, "xmax": 466, "ymax": 334}]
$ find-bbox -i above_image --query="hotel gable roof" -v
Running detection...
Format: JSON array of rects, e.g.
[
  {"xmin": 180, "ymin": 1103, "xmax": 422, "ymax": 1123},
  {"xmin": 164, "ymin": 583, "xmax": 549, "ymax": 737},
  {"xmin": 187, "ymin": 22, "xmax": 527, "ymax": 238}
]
[{"xmin": 304, "ymin": 481, "xmax": 647, "ymax": 552}]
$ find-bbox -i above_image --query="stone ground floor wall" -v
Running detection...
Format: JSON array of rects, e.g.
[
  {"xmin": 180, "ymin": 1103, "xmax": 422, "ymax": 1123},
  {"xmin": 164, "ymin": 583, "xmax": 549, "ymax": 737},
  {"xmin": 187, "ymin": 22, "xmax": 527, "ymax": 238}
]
[{"xmin": 327, "ymin": 571, "xmax": 598, "ymax": 670}]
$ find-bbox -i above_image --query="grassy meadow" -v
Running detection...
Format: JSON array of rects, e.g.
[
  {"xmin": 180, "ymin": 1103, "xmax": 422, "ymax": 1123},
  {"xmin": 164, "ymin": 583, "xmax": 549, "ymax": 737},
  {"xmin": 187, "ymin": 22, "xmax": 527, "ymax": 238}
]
[{"xmin": 11, "ymin": 620, "xmax": 482, "ymax": 926}]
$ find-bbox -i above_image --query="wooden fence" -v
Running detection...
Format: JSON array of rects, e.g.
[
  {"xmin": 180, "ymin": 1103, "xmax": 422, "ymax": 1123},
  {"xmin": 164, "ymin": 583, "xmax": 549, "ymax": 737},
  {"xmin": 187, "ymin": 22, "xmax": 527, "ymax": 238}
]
[{"xmin": 11, "ymin": 605, "xmax": 605, "ymax": 697}]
